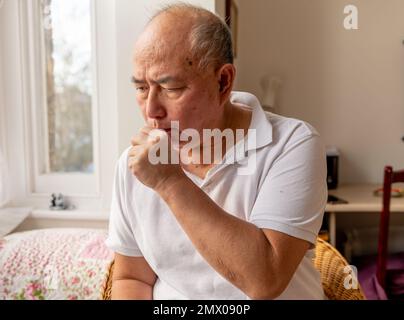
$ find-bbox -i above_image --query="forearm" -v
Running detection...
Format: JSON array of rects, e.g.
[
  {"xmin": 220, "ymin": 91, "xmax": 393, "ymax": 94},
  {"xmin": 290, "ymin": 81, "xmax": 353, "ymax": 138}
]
[
  {"xmin": 111, "ymin": 279, "xmax": 154, "ymax": 300},
  {"xmin": 156, "ymin": 176, "xmax": 278, "ymax": 299}
]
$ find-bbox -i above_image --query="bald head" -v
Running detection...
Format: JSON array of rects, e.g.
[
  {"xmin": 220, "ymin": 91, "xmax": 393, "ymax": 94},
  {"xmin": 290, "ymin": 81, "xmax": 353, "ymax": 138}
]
[{"xmin": 134, "ymin": 3, "xmax": 234, "ymax": 72}]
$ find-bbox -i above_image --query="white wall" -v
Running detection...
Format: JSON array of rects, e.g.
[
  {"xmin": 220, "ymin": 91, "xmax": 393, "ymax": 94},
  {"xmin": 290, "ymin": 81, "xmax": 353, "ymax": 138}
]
[
  {"xmin": 234, "ymin": 0, "xmax": 404, "ymax": 184},
  {"xmin": 0, "ymin": 1, "xmax": 6, "ymax": 152},
  {"xmin": 0, "ymin": 0, "xmax": 9, "ymax": 209}
]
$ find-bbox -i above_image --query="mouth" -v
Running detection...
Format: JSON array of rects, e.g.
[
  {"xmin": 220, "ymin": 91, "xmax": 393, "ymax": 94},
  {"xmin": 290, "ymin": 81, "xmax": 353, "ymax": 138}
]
[{"xmin": 155, "ymin": 127, "xmax": 180, "ymax": 135}]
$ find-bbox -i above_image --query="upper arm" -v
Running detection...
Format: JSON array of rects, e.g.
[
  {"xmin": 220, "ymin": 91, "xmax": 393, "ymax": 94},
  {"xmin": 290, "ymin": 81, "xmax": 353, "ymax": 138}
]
[
  {"xmin": 247, "ymin": 127, "xmax": 325, "ymax": 298},
  {"xmin": 113, "ymin": 253, "xmax": 157, "ymax": 287},
  {"xmin": 250, "ymin": 133, "xmax": 327, "ymax": 246}
]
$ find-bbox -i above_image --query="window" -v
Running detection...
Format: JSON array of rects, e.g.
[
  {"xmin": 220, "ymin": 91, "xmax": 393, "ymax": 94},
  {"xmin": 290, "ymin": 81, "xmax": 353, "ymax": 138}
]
[
  {"xmin": 41, "ymin": 0, "xmax": 94, "ymax": 174},
  {"xmin": 22, "ymin": 0, "xmax": 100, "ymax": 196},
  {"xmin": 3, "ymin": 0, "xmax": 118, "ymax": 211}
]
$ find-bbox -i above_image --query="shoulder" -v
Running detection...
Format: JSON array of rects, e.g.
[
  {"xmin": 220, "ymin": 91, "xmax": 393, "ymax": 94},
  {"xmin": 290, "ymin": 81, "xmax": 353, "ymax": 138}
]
[
  {"xmin": 267, "ymin": 112, "xmax": 320, "ymax": 142},
  {"xmin": 258, "ymin": 113, "xmax": 325, "ymax": 169},
  {"xmin": 264, "ymin": 112, "xmax": 323, "ymax": 155}
]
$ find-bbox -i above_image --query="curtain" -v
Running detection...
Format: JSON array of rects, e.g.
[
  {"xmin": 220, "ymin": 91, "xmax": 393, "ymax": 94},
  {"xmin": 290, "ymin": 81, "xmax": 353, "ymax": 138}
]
[{"xmin": 0, "ymin": 145, "xmax": 9, "ymax": 208}]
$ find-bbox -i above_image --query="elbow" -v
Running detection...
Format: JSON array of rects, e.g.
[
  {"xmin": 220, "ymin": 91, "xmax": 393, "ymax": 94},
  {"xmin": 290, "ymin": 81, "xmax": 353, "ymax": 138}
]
[{"xmin": 245, "ymin": 279, "xmax": 288, "ymax": 300}]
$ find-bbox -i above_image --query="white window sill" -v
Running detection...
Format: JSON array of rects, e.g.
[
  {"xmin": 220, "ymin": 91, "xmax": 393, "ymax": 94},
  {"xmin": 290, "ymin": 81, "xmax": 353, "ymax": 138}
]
[{"xmin": 31, "ymin": 209, "xmax": 110, "ymax": 221}]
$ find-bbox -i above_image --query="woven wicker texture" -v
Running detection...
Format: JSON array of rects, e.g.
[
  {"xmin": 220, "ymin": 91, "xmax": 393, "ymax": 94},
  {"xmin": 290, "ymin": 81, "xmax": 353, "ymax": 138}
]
[
  {"xmin": 314, "ymin": 238, "xmax": 366, "ymax": 300},
  {"xmin": 102, "ymin": 238, "xmax": 366, "ymax": 300},
  {"xmin": 101, "ymin": 260, "xmax": 114, "ymax": 300}
]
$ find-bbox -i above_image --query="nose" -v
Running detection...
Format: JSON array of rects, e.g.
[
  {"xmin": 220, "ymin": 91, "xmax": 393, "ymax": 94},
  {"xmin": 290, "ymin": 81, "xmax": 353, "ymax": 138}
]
[{"xmin": 146, "ymin": 89, "xmax": 166, "ymax": 121}]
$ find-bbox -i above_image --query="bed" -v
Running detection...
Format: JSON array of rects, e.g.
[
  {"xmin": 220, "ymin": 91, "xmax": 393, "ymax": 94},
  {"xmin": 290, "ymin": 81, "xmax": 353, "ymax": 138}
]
[{"xmin": 0, "ymin": 228, "xmax": 114, "ymax": 300}]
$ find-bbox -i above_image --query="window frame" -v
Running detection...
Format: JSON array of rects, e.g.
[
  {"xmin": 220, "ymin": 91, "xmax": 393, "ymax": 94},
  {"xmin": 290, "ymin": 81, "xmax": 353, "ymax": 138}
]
[
  {"xmin": 21, "ymin": 0, "xmax": 100, "ymax": 196},
  {"xmin": 1, "ymin": 0, "xmax": 119, "ymax": 212}
]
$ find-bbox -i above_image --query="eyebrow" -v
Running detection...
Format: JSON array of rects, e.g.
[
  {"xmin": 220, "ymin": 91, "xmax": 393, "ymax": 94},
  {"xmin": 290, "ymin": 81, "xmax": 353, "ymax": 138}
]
[
  {"xmin": 131, "ymin": 76, "xmax": 182, "ymax": 85},
  {"xmin": 131, "ymin": 76, "xmax": 144, "ymax": 84}
]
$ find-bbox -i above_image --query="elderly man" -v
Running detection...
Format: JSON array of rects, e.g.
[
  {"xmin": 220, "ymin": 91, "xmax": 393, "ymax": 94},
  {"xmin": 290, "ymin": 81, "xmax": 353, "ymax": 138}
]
[{"xmin": 106, "ymin": 4, "xmax": 327, "ymax": 300}]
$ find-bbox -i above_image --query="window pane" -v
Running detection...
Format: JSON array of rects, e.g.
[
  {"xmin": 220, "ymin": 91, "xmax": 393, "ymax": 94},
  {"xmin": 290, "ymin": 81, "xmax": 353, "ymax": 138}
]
[{"xmin": 41, "ymin": 0, "xmax": 94, "ymax": 173}]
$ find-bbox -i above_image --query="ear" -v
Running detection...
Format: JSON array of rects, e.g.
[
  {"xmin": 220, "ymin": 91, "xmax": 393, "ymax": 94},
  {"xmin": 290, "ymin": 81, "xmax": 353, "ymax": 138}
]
[{"xmin": 216, "ymin": 64, "xmax": 236, "ymax": 105}]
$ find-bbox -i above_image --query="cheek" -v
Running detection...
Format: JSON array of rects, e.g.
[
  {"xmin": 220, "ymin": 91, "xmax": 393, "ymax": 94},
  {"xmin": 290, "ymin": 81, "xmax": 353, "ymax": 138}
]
[
  {"xmin": 178, "ymin": 106, "xmax": 207, "ymax": 131},
  {"xmin": 164, "ymin": 86, "xmax": 218, "ymax": 129}
]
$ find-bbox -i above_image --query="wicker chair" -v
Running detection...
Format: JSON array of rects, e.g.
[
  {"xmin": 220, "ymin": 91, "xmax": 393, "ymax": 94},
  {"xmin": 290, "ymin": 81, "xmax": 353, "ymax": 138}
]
[
  {"xmin": 101, "ymin": 261, "xmax": 114, "ymax": 300},
  {"xmin": 314, "ymin": 238, "xmax": 366, "ymax": 300},
  {"xmin": 101, "ymin": 238, "xmax": 366, "ymax": 300}
]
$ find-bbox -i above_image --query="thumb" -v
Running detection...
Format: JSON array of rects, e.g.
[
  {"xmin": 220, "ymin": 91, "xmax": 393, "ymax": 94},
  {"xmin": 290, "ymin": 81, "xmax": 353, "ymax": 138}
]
[{"xmin": 147, "ymin": 129, "xmax": 168, "ymax": 145}]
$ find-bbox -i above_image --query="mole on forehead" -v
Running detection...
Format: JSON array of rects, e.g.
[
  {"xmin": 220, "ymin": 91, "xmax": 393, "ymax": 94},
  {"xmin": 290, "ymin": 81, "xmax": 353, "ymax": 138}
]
[
  {"xmin": 186, "ymin": 57, "xmax": 193, "ymax": 66},
  {"xmin": 134, "ymin": 49, "xmax": 195, "ymax": 70},
  {"xmin": 135, "ymin": 46, "xmax": 191, "ymax": 66}
]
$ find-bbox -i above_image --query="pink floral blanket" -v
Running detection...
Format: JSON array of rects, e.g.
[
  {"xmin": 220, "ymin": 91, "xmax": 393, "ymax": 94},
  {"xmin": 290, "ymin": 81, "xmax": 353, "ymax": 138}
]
[{"xmin": 0, "ymin": 228, "xmax": 114, "ymax": 300}]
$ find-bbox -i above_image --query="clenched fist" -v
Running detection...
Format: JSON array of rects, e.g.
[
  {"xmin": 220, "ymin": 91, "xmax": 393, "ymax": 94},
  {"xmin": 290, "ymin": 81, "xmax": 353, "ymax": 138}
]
[{"xmin": 128, "ymin": 127, "xmax": 185, "ymax": 192}]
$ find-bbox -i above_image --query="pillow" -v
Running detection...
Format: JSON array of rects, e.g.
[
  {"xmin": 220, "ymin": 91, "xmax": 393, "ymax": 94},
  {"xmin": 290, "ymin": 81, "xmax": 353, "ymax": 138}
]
[{"xmin": 0, "ymin": 228, "xmax": 114, "ymax": 300}]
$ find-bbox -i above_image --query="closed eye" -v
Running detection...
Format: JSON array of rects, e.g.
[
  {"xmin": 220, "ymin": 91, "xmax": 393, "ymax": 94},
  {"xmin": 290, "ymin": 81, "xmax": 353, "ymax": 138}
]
[{"xmin": 164, "ymin": 87, "xmax": 185, "ymax": 92}]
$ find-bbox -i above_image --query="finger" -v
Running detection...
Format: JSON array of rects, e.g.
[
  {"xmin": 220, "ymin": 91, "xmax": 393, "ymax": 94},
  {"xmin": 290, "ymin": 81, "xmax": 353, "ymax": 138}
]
[
  {"xmin": 128, "ymin": 149, "xmax": 142, "ymax": 171},
  {"xmin": 128, "ymin": 145, "xmax": 145, "ymax": 158},
  {"xmin": 131, "ymin": 129, "xmax": 150, "ymax": 146},
  {"xmin": 140, "ymin": 126, "xmax": 154, "ymax": 135},
  {"xmin": 131, "ymin": 135, "xmax": 145, "ymax": 146},
  {"xmin": 147, "ymin": 128, "xmax": 168, "ymax": 145},
  {"xmin": 140, "ymin": 126, "xmax": 168, "ymax": 142},
  {"xmin": 128, "ymin": 156, "xmax": 136, "ymax": 171}
]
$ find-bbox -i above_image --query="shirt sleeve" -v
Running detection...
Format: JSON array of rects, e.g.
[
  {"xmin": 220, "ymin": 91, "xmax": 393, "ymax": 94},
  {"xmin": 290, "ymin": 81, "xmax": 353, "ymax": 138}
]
[
  {"xmin": 105, "ymin": 150, "xmax": 143, "ymax": 257},
  {"xmin": 249, "ymin": 133, "xmax": 327, "ymax": 246}
]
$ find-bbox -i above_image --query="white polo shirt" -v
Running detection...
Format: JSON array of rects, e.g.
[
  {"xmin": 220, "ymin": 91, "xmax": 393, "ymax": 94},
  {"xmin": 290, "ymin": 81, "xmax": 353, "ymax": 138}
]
[{"xmin": 106, "ymin": 91, "xmax": 328, "ymax": 300}]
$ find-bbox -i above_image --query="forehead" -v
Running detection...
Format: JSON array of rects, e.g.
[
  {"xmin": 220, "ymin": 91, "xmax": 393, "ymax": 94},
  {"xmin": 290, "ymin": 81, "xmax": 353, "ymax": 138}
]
[
  {"xmin": 133, "ymin": 16, "xmax": 197, "ymax": 78},
  {"xmin": 133, "ymin": 43, "xmax": 196, "ymax": 80}
]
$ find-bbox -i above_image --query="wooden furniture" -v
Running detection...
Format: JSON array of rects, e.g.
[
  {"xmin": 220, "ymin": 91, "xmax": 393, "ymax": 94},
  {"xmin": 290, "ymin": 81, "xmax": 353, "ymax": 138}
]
[
  {"xmin": 376, "ymin": 166, "xmax": 404, "ymax": 290},
  {"xmin": 101, "ymin": 261, "xmax": 114, "ymax": 300},
  {"xmin": 326, "ymin": 184, "xmax": 404, "ymax": 247}
]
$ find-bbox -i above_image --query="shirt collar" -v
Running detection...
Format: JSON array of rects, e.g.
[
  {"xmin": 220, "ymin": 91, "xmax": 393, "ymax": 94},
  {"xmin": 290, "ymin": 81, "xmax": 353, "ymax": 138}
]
[
  {"xmin": 185, "ymin": 91, "xmax": 274, "ymax": 181},
  {"xmin": 229, "ymin": 91, "xmax": 273, "ymax": 161}
]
